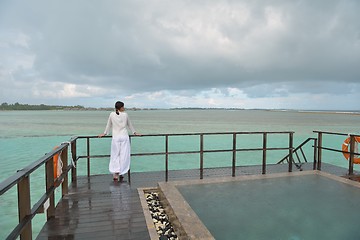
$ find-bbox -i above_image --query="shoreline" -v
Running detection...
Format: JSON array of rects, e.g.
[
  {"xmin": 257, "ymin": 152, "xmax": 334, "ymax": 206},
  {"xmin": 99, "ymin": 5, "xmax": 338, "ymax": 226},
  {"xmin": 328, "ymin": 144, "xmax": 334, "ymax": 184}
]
[{"xmin": 1, "ymin": 108, "xmax": 359, "ymax": 115}]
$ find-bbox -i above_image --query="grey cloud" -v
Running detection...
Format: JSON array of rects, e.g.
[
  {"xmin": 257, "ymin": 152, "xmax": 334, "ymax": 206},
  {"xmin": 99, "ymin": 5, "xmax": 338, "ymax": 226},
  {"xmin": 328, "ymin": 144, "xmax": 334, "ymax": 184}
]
[
  {"xmin": 0, "ymin": 0, "xmax": 359, "ymax": 107},
  {"xmin": 242, "ymin": 81, "xmax": 360, "ymax": 99}
]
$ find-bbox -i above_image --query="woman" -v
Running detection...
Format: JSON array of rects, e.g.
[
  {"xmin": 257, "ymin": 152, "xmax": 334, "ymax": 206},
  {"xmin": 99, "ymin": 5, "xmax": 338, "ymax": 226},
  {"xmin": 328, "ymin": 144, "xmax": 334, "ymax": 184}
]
[{"xmin": 98, "ymin": 101, "xmax": 140, "ymax": 181}]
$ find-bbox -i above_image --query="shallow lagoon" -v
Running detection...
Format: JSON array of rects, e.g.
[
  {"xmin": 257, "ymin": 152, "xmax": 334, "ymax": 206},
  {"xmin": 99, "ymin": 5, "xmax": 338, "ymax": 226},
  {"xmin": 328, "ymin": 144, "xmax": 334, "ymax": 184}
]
[{"xmin": 0, "ymin": 109, "xmax": 359, "ymax": 239}]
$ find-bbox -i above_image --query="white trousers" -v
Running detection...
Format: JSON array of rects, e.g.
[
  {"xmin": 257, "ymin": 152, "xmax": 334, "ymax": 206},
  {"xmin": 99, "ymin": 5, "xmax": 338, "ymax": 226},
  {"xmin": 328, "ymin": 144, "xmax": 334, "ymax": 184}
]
[{"xmin": 109, "ymin": 135, "xmax": 131, "ymax": 175}]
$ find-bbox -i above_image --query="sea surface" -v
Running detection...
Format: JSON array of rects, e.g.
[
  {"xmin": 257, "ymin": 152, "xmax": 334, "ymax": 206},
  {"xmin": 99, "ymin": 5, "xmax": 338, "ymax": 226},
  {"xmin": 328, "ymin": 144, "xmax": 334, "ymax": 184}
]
[{"xmin": 0, "ymin": 109, "xmax": 359, "ymax": 239}]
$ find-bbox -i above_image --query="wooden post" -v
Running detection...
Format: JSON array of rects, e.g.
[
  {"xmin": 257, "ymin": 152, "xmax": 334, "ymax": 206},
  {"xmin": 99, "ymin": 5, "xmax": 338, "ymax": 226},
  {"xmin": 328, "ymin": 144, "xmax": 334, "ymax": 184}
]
[
  {"xmin": 288, "ymin": 132, "xmax": 293, "ymax": 172},
  {"xmin": 71, "ymin": 140, "xmax": 77, "ymax": 183},
  {"xmin": 61, "ymin": 146, "xmax": 68, "ymax": 196},
  {"xmin": 128, "ymin": 137, "xmax": 131, "ymax": 183},
  {"xmin": 87, "ymin": 138, "xmax": 90, "ymax": 177},
  {"xmin": 317, "ymin": 132, "xmax": 322, "ymax": 171},
  {"xmin": 349, "ymin": 135, "xmax": 355, "ymax": 175},
  {"xmin": 232, "ymin": 133, "xmax": 236, "ymax": 177},
  {"xmin": 262, "ymin": 133, "xmax": 267, "ymax": 174},
  {"xmin": 17, "ymin": 176, "xmax": 32, "ymax": 240},
  {"xmin": 45, "ymin": 157, "xmax": 55, "ymax": 220},
  {"xmin": 313, "ymin": 138, "xmax": 317, "ymax": 170},
  {"xmin": 200, "ymin": 134, "xmax": 204, "ymax": 179},
  {"xmin": 165, "ymin": 135, "xmax": 169, "ymax": 182},
  {"xmin": 128, "ymin": 169, "xmax": 131, "ymax": 183}
]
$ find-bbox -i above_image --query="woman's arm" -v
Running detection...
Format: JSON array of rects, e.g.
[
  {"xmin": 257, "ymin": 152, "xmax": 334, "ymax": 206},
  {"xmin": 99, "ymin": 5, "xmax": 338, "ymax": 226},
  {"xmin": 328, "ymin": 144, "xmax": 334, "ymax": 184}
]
[
  {"xmin": 126, "ymin": 114, "xmax": 141, "ymax": 135},
  {"xmin": 98, "ymin": 113, "xmax": 112, "ymax": 138}
]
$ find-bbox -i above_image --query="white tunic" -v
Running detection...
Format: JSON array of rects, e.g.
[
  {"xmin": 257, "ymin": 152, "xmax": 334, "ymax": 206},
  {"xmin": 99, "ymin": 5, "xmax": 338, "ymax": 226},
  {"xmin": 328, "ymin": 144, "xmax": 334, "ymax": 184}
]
[
  {"xmin": 103, "ymin": 111, "xmax": 136, "ymax": 175},
  {"xmin": 103, "ymin": 112, "xmax": 136, "ymax": 137}
]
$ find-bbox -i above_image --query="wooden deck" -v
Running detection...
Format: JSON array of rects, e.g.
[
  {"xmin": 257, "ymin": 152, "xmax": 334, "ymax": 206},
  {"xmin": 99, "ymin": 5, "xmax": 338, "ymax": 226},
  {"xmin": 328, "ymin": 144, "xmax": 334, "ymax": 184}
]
[
  {"xmin": 36, "ymin": 163, "xmax": 352, "ymax": 240},
  {"xmin": 36, "ymin": 174, "xmax": 150, "ymax": 240}
]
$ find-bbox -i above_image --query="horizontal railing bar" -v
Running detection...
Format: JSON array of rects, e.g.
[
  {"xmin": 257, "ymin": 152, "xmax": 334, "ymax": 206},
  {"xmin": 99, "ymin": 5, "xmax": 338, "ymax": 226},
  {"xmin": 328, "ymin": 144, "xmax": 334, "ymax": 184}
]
[
  {"xmin": 32, "ymin": 189, "xmax": 54, "ymax": 215},
  {"xmin": 7, "ymin": 185, "xmax": 56, "ymax": 240},
  {"xmin": 78, "ymin": 147, "xmax": 292, "ymax": 159},
  {"xmin": 77, "ymin": 135, "xmax": 111, "ymax": 139},
  {"xmin": 77, "ymin": 131, "xmax": 295, "ymax": 139},
  {"xmin": 319, "ymin": 146, "xmax": 360, "ymax": 156},
  {"xmin": 277, "ymin": 138, "xmax": 316, "ymax": 164},
  {"xmin": 5, "ymin": 163, "xmax": 72, "ymax": 240},
  {"xmin": 0, "ymin": 143, "xmax": 70, "ymax": 196},
  {"xmin": 78, "ymin": 155, "xmax": 109, "ymax": 159},
  {"xmin": 0, "ymin": 172, "xmax": 25, "ymax": 196},
  {"xmin": 313, "ymin": 131, "xmax": 360, "ymax": 137},
  {"xmin": 7, "ymin": 184, "xmax": 55, "ymax": 240},
  {"xmin": 6, "ymin": 214, "xmax": 32, "ymax": 240}
]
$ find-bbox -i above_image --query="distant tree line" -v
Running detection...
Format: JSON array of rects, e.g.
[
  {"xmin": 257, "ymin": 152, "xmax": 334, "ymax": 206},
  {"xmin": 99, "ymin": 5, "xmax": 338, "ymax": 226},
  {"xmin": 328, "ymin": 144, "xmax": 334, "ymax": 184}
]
[{"xmin": 0, "ymin": 102, "xmax": 85, "ymax": 110}]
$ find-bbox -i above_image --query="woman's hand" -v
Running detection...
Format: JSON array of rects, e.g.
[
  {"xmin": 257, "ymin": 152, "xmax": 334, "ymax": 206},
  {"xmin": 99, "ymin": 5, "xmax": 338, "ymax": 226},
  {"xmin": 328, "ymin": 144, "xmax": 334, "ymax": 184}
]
[
  {"xmin": 98, "ymin": 133, "xmax": 106, "ymax": 138},
  {"xmin": 134, "ymin": 132, "xmax": 142, "ymax": 136}
]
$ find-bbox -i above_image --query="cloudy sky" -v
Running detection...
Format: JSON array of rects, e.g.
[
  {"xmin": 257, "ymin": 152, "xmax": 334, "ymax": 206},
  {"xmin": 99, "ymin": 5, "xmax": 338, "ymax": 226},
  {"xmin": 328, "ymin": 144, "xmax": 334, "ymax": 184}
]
[{"xmin": 0, "ymin": 0, "xmax": 359, "ymax": 110}]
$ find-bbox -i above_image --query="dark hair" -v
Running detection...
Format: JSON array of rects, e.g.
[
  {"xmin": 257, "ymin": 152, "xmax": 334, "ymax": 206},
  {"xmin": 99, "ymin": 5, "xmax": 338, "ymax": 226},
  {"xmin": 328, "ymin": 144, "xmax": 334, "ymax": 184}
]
[{"xmin": 115, "ymin": 101, "xmax": 124, "ymax": 115}]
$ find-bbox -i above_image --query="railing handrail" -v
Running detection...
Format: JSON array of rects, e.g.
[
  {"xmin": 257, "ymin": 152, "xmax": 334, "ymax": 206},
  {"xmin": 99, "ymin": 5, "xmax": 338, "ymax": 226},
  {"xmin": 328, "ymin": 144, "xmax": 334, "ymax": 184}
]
[
  {"xmin": 76, "ymin": 131, "xmax": 296, "ymax": 181},
  {"xmin": 79, "ymin": 147, "xmax": 291, "ymax": 159},
  {"xmin": 277, "ymin": 137, "xmax": 317, "ymax": 164},
  {"xmin": 2, "ymin": 130, "xmax": 358, "ymax": 240},
  {"xmin": 77, "ymin": 131, "xmax": 295, "ymax": 139},
  {"xmin": 314, "ymin": 131, "xmax": 360, "ymax": 175},
  {"xmin": 0, "ymin": 143, "xmax": 67, "ymax": 196},
  {"xmin": 6, "ymin": 163, "xmax": 73, "ymax": 240},
  {"xmin": 3, "ymin": 130, "xmax": 357, "ymax": 196},
  {"xmin": 0, "ymin": 131, "xmax": 297, "ymax": 240},
  {"xmin": 1, "ymin": 137, "xmax": 77, "ymax": 240},
  {"xmin": 313, "ymin": 130, "xmax": 360, "ymax": 137}
]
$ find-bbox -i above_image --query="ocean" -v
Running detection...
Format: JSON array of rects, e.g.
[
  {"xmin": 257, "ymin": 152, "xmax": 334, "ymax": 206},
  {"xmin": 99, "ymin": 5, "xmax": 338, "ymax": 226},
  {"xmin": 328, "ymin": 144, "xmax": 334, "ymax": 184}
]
[{"xmin": 0, "ymin": 109, "xmax": 359, "ymax": 239}]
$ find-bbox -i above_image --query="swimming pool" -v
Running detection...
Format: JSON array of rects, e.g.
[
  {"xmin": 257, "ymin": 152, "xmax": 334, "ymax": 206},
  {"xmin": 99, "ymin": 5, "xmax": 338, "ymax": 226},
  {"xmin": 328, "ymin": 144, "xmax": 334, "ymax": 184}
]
[{"xmin": 158, "ymin": 171, "xmax": 360, "ymax": 240}]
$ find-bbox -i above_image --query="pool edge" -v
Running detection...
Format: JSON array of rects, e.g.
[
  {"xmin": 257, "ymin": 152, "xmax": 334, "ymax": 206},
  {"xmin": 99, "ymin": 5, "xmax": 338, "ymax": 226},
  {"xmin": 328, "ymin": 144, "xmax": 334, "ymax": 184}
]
[{"xmin": 157, "ymin": 170, "xmax": 360, "ymax": 239}]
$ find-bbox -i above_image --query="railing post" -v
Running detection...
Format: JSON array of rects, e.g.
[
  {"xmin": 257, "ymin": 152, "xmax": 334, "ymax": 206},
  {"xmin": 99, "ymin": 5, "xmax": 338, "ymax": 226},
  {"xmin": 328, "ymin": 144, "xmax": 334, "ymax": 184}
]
[
  {"xmin": 262, "ymin": 133, "xmax": 267, "ymax": 174},
  {"xmin": 165, "ymin": 135, "xmax": 169, "ymax": 182},
  {"xmin": 87, "ymin": 137, "xmax": 90, "ymax": 177},
  {"xmin": 288, "ymin": 132, "xmax": 293, "ymax": 172},
  {"xmin": 71, "ymin": 140, "xmax": 77, "ymax": 183},
  {"xmin": 232, "ymin": 133, "xmax": 236, "ymax": 177},
  {"xmin": 17, "ymin": 175, "xmax": 32, "ymax": 240},
  {"xmin": 61, "ymin": 146, "xmax": 68, "ymax": 196},
  {"xmin": 313, "ymin": 138, "xmax": 317, "ymax": 170},
  {"xmin": 45, "ymin": 157, "xmax": 55, "ymax": 220},
  {"xmin": 200, "ymin": 134, "xmax": 204, "ymax": 179},
  {"xmin": 129, "ymin": 137, "xmax": 132, "ymax": 183},
  {"xmin": 317, "ymin": 132, "xmax": 322, "ymax": 171},
  {"xmin": 349, "ymin": 135, "xmax": 355, "ymax": 175}
]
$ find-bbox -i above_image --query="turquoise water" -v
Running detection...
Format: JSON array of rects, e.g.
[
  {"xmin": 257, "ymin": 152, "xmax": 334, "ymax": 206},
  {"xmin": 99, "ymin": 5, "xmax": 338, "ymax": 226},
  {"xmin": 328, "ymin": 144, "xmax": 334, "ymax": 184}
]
[
  {"xmin": 0, "ymin": 109, "xmax": 359, "ymax": 239},
  {"xmin": 178, "ymin": 174, "xmax": 360, "ymax": 240}
]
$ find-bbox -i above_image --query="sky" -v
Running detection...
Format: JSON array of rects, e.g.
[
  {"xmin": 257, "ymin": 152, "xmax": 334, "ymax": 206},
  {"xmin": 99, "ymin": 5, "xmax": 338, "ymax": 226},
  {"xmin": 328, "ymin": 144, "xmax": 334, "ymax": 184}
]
[{"xmin": 0, "ymin": 0, "xmax": 359, "ymax": 110}]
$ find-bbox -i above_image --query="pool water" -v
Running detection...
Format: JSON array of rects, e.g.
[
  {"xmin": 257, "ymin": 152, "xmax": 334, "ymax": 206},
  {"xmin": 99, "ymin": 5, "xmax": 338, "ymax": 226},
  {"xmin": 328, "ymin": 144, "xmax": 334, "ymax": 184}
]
[{"xmin": 177, "ymin": 174, "xmax": 360, "ymax": 240}]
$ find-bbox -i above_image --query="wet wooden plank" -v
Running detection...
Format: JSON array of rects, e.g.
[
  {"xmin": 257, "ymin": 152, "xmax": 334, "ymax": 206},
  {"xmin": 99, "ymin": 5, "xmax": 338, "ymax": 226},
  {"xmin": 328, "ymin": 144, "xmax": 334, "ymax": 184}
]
[
  {"xmin": 37, "ymin": 177, "xmax": 151, "ymax": 240},
  {"xmin": 37, "ymin": 163, "xmax": 351, "ymax": 240}
]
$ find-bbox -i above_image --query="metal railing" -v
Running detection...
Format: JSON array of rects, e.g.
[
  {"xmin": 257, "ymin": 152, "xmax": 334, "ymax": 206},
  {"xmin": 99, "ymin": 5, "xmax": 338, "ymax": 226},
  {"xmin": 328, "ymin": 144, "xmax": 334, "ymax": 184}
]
[
  {"xmin": 77, "ymin": 131, "xmax": 295, "ymax": 181},
  {"xmin": 277, "ymin": 137, "xmax": 318, "ymax": 170},
  {"xmin": 0, "ymin": 138, "xmax": 77, "ymax": 240},
  {"xmin": 314, "ymin": 131, "xmax": 360, "ymax": 175},
  {"xmin": 0, "ymin": 131, "xmax": 294, "ymax": 239},
  {"xmin": 5, "ymin": 130, "xmax": 358, "ymax": 239}
]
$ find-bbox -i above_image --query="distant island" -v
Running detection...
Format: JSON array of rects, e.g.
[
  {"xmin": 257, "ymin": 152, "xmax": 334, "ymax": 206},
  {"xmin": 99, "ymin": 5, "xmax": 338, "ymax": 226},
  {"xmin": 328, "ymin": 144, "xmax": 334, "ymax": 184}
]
[
  {"xmin": 1, "ymin": 102, "xmax": 359, "ymax": 114},
  {"xmin": 0, "ymin": 103, "xmax": 258, "ymax": 111},
  {"xmin": 0, "ymin": 103, "xmax": 251, "ymax": 111},
  {"xmin": 0, "ymin": 102, "xmax": 87, "ymax": 110},
  {"xmin": 0, "ymin": 102, "xmax": 156, "ymax": 111}
]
